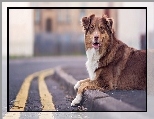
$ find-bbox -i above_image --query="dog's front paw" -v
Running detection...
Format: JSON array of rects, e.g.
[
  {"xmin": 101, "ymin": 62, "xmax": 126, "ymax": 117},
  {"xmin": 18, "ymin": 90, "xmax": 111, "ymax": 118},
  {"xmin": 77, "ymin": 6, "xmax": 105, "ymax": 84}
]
[
  {"xmin": 71, "ymin": 94, "xmax": 82, "ymax": 106},
  {"xmin": 74, "ymin": 81, "xmax": 80, "ymax": 91}
]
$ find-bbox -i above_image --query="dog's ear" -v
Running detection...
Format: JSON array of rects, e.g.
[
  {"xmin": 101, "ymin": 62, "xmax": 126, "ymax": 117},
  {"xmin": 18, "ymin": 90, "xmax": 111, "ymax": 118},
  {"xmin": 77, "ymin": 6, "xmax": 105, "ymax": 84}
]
[
  {"xmin": 89, "ymin": 14, "xmax": 95, "ymax": 20},
  {"xmin": 81, "ymin": 14, "xmax": 95, "ymax": 31},
  {"xmin": 107, "ymin": 18, "xmax": 113, "ymax": 29},
  {"xmin": 102, "ymin": 15, "xmax": 114, "ymax": 33},
  {"xmin": 81, "ymin": 17, "xmax": 90, "ymax": 31},
  {"xmin": 107, "ymin": 18, "xmax": 114, "ymax": 30}
]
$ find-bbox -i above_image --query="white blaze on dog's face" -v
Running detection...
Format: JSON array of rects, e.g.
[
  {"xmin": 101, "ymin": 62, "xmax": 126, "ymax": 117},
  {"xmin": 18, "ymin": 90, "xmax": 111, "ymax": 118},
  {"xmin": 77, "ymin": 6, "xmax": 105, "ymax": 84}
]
[{"xmin": 81, "ymin": 14, "xmax": 114, "ymax": 55}]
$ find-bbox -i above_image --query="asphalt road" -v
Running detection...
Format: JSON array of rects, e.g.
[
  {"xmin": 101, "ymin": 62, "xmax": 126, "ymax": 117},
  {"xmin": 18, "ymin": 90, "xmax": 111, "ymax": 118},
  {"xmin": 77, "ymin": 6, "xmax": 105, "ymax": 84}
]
[
  {"xmin": 9, "ymin": 56, "xmax": 87, "ymax": 111},
  {"xmin": 9, "ymin": 56, "xmax": 146, "ymax": 111},
  {"xmin": 2, "ymin": 56, "xmax": 154, "ymax": 119}
]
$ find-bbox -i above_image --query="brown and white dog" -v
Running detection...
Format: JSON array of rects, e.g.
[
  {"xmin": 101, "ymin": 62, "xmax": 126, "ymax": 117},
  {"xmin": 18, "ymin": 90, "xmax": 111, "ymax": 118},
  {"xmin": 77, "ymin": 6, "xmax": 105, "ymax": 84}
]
[{"xmin": 71, "ymin": 14, "xmax": 146, "ymax": 106}]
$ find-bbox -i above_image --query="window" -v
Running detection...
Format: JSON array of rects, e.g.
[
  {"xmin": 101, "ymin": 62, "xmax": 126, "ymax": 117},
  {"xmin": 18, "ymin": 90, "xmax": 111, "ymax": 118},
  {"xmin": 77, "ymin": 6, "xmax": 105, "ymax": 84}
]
[{"xmin": 46, "ymin": 18, "xmax": 52, "ymax": 32}]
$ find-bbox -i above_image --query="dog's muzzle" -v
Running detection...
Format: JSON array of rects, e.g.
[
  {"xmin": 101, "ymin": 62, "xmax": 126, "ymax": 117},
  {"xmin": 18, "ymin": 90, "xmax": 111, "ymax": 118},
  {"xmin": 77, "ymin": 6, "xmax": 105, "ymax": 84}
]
[{"xmin": 92, "ymin": 40, "xmax": 100, "ymax": 49}]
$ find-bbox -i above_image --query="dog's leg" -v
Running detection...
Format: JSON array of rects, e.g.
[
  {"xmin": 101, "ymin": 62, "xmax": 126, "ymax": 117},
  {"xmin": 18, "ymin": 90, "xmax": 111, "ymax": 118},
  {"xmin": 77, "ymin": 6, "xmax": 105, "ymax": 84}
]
[
  {"xmin": 71, "ymin": 81, "xmax": 89, "ymax": 106},
  {"xmin": 74, "ymin": 78, "xmax": 90, "ymax": 91},
  {"xmin": 71, "ymin": 80, "xmax": 103, "ymax": 106}
]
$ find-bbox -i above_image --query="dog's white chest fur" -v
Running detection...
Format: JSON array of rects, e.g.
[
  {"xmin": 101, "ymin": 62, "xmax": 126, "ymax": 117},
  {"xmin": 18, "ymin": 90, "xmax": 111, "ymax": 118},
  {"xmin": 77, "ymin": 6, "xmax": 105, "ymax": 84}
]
[{"xmin": 86, "ymin": 48, "xmax": 100, "ymax": 81}]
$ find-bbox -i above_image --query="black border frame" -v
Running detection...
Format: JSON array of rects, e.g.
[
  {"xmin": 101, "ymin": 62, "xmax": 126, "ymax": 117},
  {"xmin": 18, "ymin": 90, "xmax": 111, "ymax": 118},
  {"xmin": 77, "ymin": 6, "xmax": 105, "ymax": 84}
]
[{"xmin": 7, "ymin": 7, "xmax": 147, "ymax": 112}]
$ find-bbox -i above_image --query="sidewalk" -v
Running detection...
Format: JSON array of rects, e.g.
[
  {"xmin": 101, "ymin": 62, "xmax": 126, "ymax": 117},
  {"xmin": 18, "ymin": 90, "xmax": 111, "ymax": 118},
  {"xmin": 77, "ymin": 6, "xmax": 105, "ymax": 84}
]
[{"xmin": 54, "ymin": 66, "xmax": 146, "ymax": 111}]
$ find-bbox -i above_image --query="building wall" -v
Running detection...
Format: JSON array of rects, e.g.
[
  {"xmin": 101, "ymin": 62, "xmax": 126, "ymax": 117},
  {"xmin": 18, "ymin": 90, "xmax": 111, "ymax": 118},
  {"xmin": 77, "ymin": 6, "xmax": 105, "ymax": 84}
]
[
  {"xmin": 4, "ymin": 2, "xmax": 154, "ymax": 57},
  {"xmin": 121, "ymin": 2, "xmax": 154, "ymax": 49},
  {"xmin": 7, "ymin": 2, "xmax": 119, "ymax": 57},
  {"xmin": 9, "ymin": 8, "xmax": 34, "ymax": 56},
  {"xmin": 34, "ymin": 9, "xmax": 109, "ymax": 34},
  {"xmin": 2, "ymin": 2, "xmax": 33, "ymax": 57},
  {"xmin": 117, "ymin": 9, "xmax": 146, "ymax": 50},
  {"xmin": 32, "ymin": 3, "xmax": 118, "ymax": 56},
  {"xmin": 32, "ymin": 2, "xmax": 118, "ymax": 35}
]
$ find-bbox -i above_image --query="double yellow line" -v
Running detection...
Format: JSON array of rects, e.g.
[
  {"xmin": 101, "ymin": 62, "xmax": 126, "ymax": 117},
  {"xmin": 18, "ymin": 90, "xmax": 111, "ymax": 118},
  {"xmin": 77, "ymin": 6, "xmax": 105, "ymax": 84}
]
[{"xmin": 3, "ymin": 69, "xmax": 55, "ymax": 119}]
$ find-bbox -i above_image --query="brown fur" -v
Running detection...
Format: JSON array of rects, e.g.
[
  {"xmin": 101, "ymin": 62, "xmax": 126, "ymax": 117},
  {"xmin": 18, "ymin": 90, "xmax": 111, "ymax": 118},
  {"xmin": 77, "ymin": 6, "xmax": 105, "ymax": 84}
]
[{"xmin": 72, "ymin": 14, "xmax": 146, "ymax": 106}]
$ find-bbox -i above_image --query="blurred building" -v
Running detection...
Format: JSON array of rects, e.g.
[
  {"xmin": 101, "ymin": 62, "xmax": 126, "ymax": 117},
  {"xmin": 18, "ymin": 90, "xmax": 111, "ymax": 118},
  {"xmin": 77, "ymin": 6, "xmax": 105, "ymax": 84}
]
[
  {"xmin": 34, "ymin": 9, "xmax": 118, "ymax": 34},
  {"xmin": 7, "ymin": 2, "xmax": 153, "ymax": 57},
  {"xmin": 117, "ymin": 9, "xmax": 146, "ymax": 50},
  {"xmin": 9, "ymin": 8, "xmax": 34, "ymax": 57},
  {"xmin": 32, "ymin": 2, "xmax": 118, "ymax": 56}
]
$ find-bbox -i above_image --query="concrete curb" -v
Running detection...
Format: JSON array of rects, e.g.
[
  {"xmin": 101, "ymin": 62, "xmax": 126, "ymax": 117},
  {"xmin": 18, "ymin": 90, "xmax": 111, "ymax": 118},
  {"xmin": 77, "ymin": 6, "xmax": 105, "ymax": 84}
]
[
  {"xmin": 53, "ymin": 66, "xmax": 76, "ymax": 96},
  {"xmin": 82, "ymin": 90, "xmax": 142, "ymax": 111},
  {"xmin": 53, "ymin": 66, "xmax": 144, "ymax": 111}
]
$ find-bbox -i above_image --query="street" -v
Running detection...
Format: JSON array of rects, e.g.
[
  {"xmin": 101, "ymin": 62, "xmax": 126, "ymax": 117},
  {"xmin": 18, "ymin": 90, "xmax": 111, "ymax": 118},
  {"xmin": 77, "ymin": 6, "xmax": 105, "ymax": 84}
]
[
  {"xmin": 2, "ymin": 56, "xmax": 154, "ymax": 119},
  {"xmin": 8, "ymin": 56, "xmax": 87, "ymax": 111}
]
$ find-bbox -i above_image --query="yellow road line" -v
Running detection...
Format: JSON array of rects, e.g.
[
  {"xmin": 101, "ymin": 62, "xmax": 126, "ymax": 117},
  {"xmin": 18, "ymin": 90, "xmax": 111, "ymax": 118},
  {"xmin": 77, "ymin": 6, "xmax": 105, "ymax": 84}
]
[
  {"xmin": 10, "ymin": 72, "xmax": 39, "ymax": 111},
  {"xmin": 38, "ymin": 70, "xmax": 56, "ymax": 111},
  {"xmin": 3, "ymin": 68, "xmax": 55, "ymax": 119}
]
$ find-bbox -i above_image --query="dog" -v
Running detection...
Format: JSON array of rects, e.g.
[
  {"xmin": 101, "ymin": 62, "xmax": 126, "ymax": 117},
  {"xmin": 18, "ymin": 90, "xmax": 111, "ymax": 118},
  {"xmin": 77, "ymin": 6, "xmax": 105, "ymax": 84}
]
[{"xmin": 71, "ymin": 14, "xmax": 146, "ymax": 106}]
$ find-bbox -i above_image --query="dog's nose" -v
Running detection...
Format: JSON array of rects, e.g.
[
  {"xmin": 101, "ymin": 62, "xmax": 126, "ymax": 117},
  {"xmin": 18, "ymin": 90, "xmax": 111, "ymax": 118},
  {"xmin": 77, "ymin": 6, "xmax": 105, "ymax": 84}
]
[{"xmin": 94, "ymin": 36, "xmax": 99, "ymax": 41}]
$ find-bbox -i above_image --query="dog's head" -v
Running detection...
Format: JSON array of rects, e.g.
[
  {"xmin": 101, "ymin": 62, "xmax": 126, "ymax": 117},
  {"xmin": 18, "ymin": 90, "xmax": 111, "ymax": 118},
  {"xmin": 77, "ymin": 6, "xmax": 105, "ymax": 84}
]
[{"xmin": 81, "ymin": 14, "xmax": 114, "ymax": 55}]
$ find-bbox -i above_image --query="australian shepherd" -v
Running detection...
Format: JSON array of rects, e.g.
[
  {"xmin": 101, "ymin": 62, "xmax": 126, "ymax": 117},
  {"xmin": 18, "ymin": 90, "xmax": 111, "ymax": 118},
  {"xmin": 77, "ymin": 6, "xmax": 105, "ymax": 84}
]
[{"xmin": 71, "ymin": 14, "xmax": 146, "ymax": 106}]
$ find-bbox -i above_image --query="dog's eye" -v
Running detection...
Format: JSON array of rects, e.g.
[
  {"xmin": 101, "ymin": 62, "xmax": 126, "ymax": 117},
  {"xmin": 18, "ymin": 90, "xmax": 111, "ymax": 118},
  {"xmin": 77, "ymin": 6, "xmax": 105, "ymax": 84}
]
[
  {"xmin": 99, "ymin": 26, "xmax": 105, "ymax": 33},
  {"xmin": 90, "ymin": 25, "xmax": 94, "ymax": 29},
  {"xmin": 89, "ymin": 25, "xmax": 95, "ymax": 33},
  {"xmin": 99, "ymin": 26, "xmax": 104, "ymax": 30}
]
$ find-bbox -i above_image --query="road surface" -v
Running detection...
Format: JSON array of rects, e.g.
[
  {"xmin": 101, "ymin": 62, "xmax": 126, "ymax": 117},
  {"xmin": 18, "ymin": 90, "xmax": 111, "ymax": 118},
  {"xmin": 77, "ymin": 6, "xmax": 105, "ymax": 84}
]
[
  {"xmin": 8, "ymin": 56, "xmax": 87, "ymax": 111},
  {"xmin": 2, "ymin": 56, "xmax": 154, "ymax": 119}
]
